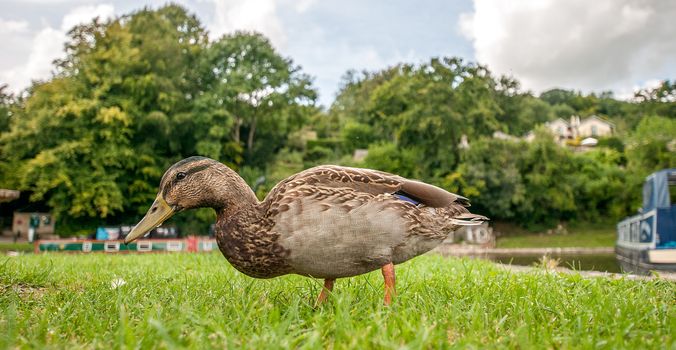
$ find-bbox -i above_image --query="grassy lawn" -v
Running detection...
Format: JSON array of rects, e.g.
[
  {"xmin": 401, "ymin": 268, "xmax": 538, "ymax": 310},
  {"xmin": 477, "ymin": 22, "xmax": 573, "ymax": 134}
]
[
  {"xmin": 496, "ymin": 222, "xmax": 616, "ymax": 248},
  {"xmin": 496, "ymin": 231, "xmax": 616, "ymax": 248},
  {"xmin": 1, "ymin": 253, "xmax": 673, "ymax": 348},
  {"xmin": 0, "ymin": 242, "xmax": 33, "ymax": 253}
]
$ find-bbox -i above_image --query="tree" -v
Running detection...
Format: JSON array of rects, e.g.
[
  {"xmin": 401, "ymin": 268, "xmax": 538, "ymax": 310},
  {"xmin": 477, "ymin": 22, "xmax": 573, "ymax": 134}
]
[
  {"xmin": 356, "ymin": 58, "xmax": 503, "ymax": 179},
  {"xmin": 0, "ymin": 85, "xmax": 14, "ymax": 133},
  {"xmin": 494, "ymin": 89, "xmax": 555, "ymax": 136},
  {"xmin": 341, "ymin": 121, "xmax": 377, "ymax": 151},
  {"xmin": 539, "ymin": 88, "xmax": 596, "ymax": 113},
  {"xmin": 363, "ymin": 142, "xmax": 421, "ymax": 179},
  {"xmin": 626, "ymin": 115, "xmax": 676, "ymax": 174},
  {"xmin": 571, "ymin": 149, "xmax": 630, "ymax": 220},
  {"xmin": 0, "ymin": 5, "xmax": 210, "ymax": 234},
  {"xmin": 197, "ymin": 32, "xmax": 317, "ymax": 168},
  {"xmin": 447, "ymin": 137, "xmax": 528, "ymax": 220},
  {"xmin": 0, "ymin": 7, "xmax": 321, "ymax": 235},
  {"xmin": 0, "ymin": 85, "xmax": 17, "ymax": 188},
  {"xmin": 634, "ymin": 80, "xmax": 676, "ymax": 103},
  {"xmin": 632, "ymin": 80, "xmax": 676, "ymax": 120}
]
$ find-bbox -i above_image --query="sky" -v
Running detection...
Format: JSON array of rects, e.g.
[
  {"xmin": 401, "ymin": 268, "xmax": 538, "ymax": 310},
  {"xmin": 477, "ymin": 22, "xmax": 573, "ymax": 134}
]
[{"xmin": 1, "ymin": 0, "xmax": 674, "ymax": 106}]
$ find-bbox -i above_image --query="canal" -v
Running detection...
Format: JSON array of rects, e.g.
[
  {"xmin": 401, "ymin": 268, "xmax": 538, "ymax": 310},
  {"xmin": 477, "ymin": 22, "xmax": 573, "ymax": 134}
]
[{"xmin": 435, "ymin": 246, "xmax": 623, "ymax": 273}]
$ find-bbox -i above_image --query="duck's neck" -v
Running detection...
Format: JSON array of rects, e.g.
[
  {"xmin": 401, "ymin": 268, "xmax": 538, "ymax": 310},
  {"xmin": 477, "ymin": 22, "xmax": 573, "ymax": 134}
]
[
  {"xmin": 209, "ymin": 165, "xmax": 291, "ymax": 278},
  {"xmin": 204, "ymin": 164, "xmax": 260, "ymax": 218}
]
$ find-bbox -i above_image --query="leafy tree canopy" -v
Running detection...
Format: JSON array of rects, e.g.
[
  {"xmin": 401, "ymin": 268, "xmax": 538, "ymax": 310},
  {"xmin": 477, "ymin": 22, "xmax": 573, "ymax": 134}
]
[{"xmin": 0, "ymin": 5, "xmax": 674, "ymax": 234}]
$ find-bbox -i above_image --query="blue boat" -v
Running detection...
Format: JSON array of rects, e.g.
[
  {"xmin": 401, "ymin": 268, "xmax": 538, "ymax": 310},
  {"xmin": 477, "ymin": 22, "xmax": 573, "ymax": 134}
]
[{"xmin": 616, "ymin": 169, "xmax": 676, "ymax": 274}]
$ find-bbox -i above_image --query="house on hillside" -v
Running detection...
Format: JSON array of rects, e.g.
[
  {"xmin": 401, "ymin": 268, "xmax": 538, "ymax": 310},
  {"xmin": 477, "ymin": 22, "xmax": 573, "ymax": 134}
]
[
  {"xmin": 575, "ymin": 115, "xmax": 613, "ymax": 138},
  {"xmin": 525, "ymin": 115, "xmax": 614, "ymax": 145}
]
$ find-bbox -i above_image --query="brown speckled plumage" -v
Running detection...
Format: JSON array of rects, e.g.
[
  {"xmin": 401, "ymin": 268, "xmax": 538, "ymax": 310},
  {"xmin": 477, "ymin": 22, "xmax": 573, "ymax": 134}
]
[
  {"xmin": 152, "ymin": 157, "xmax": 487, "ymax": 280},
  {"xmin": 215, "ymin": 206, "xmax": 292, "ymax": 278}
]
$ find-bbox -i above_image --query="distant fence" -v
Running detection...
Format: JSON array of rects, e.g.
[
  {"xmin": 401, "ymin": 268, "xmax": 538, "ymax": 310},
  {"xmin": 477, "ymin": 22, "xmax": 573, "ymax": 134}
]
[{"xmin": 34, "ymin": 236, "xmax": 217, "ymax": 254}]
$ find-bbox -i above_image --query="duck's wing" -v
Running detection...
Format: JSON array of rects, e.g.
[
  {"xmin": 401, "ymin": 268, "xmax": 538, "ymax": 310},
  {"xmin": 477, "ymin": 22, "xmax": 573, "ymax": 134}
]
[
  {"xmin": 265, "ymin": 165, "xmax": 469, "ymax": 208},
  {"xmin": 263, "ymin": 165, "xmax": 483, "ymax": 278}
]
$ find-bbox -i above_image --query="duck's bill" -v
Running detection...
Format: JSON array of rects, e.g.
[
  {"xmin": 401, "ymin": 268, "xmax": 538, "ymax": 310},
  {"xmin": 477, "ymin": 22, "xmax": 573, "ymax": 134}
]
[{"xmin": 124, "ymin": 195, "xmax": 176, "ymax": 244}]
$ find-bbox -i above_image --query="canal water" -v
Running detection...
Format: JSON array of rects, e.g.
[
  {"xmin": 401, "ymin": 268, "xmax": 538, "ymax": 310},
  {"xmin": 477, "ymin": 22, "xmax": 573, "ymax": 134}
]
[{"xmin": 466, "ymin": 253, "xmax": 621, "ymax": 273}]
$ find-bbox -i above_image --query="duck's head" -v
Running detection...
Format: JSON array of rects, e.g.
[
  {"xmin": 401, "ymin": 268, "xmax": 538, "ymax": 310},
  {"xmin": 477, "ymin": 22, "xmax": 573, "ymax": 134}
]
[{"xmin": 124, "ymin": 156, "xmax": 253, "ymax": 244}]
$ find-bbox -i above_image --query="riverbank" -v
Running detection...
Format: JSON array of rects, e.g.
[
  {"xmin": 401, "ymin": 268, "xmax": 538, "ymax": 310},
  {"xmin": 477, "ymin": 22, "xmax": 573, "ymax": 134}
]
[
  {"xmin": 0, "ymin": 242, "xmax": 32, "ymax": 253},
  {"xmin": 435, "ymin": 244, "xmax": 622, "ymax": 273},
  {"xmin": 434, "ymin": 244, "xmax": 676, "ymax": 281},
  {"xmin": 493, "ymin": 222, "xmax": 616, "ymax": 248},
  {"xmin": 436, "ymin": 245, "xmax": 614, "ymax": 256},
  {"xmin": 494, "ymin": 262, "xmax": 676, "ymax": 282}
]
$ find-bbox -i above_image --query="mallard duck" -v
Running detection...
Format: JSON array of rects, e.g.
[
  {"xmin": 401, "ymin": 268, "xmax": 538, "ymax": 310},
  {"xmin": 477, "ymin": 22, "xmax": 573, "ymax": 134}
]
[{"xmin": 125, "ymin": 156, "xmax": 487, "ymax": 305}]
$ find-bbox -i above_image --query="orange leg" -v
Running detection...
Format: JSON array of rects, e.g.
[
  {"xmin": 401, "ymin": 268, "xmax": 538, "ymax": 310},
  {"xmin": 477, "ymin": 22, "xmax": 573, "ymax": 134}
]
[
  {"xmin": 382, "ymin": 262, "xmax": 396, "ymax": 305},
  {"xmin": 315, "ymin": 279, "xmax": 335, "ymax": 307}
]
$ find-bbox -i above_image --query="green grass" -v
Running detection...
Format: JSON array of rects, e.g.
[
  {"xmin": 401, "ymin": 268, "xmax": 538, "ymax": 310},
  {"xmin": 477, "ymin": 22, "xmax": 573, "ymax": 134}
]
[
  {"xmin": 496, "ymin": 231, "xmax": 616, "ymax": 248},
  {"xmin": 496, "ymin": 222, "xmax": 616, "ymax": 248},
  {"xmin": 1, "ymin": 253, "xmax": 673, "ymax": 349},
  {"xmin": 0, "ymin": 242, "xmax": 33, "ymax": 253}
]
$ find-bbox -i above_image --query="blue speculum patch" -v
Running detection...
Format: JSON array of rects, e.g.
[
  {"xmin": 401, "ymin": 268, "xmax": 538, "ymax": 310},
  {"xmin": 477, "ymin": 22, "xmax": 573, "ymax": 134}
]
[{"xmin": 395, "ymin": 194, "xmax": 420, "ymax": 205}]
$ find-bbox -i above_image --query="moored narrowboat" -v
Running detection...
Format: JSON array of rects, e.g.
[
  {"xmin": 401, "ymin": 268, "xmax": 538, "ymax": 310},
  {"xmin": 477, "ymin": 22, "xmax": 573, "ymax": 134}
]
[
  {"xmin": 616, "ymin": 169, "xmax": 676, "ymax": 274},
  {"xmin": 34, "ymin": 236, "xmax": 217, "ymax": 254}
]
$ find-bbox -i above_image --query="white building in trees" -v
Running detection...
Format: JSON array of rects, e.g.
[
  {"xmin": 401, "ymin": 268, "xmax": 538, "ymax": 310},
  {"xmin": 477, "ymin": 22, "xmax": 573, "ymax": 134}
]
[{"xmin": 525, "ymin": 115, "xmax": 614, "ymax": 144}]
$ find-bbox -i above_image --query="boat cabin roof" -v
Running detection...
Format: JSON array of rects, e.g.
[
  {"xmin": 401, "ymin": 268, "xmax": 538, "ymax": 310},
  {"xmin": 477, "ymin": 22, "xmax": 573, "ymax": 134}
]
[{"xmin": 643, "ymin": 168, "xmax": 676, "ymax": 211}]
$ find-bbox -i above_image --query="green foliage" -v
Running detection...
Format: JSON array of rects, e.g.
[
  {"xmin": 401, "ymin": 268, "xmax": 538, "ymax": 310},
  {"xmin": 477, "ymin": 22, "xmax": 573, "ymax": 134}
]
[
  {"xmin": 306, "ymin": 139, "xmax": 344, "ymax": 153},
  {"xmin": 197, "ymin": 32, "xmax": 316, "ymax": 168},
  {"xmin": 550, "ymin": 103, "xmax": 576, "ymax": 120},
  {"xmin": 331, "ymin": 58, "xmax": 512, "ymax": 180},
  {"xmin": 596, "ymin": 136, "xmax": 625, "ymax": 153},
  {"xmin": 328, "ymin": 64, "xmax": 674, "ymax": 228},
  {"xmin": 303, "ymin": 145, "xmax": 333, "ymax": 165},
  {"xmin": 449, "ymin": 130, "xmax": 635, "ymax": 227},
  {"xmin": 450, "ymin": 138, "xmax": 528, "ymax": 220},
  {"xmin": 0, "ymin": 6, "xmax": 205, "ymax": 228},
  {"xmin": 540, "ymin": 88, "xmax": 596, "ymax": 113},
  {"xmin": 341, "ymin": 121, "xmax": 377, "ymax": 151},
  {"xmin": 364, "ymin": 142, "xmax": 421, "ymax": 179},
  {"xmin": 257, "ymin": 148, "xmax": 306, "ymax": 196},
  {"xmin": 0, "ymin": 242, "xmax": 33, "ymax": 252},
  {"xmin": 570, "ymin": 149, "xmax": 630, "ymax": 220},
  {"xmin": 499, "ymin": 95, "xmax": 555, "ymax": 136},
  {"xmin": 0, "ymin": 85, "xmax": 13, "ymax": 134},
  {"xmin": 626, "ymin": 115, "xmax": 676, "ymax": 174},
  {"xmin": 0, "ymin": 5, "xmax": 315, "ymax": 236},
  {"xmin": 0, "ymin": 5, "xmax": 673, "ymax": 234}
]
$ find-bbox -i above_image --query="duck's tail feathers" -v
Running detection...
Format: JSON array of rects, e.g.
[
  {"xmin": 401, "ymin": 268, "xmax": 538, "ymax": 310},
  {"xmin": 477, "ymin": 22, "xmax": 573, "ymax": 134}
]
[{"xmin": 450, "ymin": 213, "xmax": 489, "ymax": 226}]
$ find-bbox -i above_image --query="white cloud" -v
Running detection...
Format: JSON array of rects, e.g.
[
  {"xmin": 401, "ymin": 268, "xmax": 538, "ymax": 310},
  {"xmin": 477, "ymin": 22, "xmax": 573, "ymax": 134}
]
[
  {"xmin": 11, "ymin": 0, "xmax": 86, "ymax": 3},
  {"xmin": 209, "ymin": 0, "xmax": 287, "ymax": 47},
  {"xmin": 10, "ymin": 27, "xmax": 65, "ymax": 88},
  {"xmin": 61, "ymin": 4, "xmax": 114, "ymax": 31},
  {"xmin": 292, "ymin": 0, "xmax": 316, "ymax": 13},
  {"xmin": 0, "ymin": 4, "xmax": 114, "ymax": 92},
  {"xmin": 459, "ymin": 0, "xmax": 676, "ymax": 95},
  {"xmin": 0, "ymin": 18, "xmax": 29, "ymax": 33},
  {"xmin": 205, "ymin": 0, "xmax": 317, "ymax": 48}
]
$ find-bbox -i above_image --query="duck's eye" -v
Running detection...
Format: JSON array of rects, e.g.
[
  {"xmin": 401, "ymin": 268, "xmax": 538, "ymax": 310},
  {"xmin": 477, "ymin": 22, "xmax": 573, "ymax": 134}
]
[{"xmin": 176, "ymin": 172, "xmax": 187, "ymax": 180}]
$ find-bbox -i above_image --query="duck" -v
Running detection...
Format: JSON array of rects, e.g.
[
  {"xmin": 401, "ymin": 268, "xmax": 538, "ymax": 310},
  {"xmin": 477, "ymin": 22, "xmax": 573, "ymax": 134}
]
[{"xmin": 124, "ymin": 156, "xmax": 488, "ymax": 305}]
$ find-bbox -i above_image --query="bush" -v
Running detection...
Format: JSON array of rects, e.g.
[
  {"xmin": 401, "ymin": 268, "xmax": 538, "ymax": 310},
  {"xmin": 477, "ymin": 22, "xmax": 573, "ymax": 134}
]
[
  {"xmin": 597, "ymin": 136, "xmax": 624, "ymax": 152},
  {"xmin": 363, "ymin": 142, "xmax": 421, "ymax": 178},
  {"xmin": 303, "ymin": 145, "xmax": 334, "ymax": 165}
]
